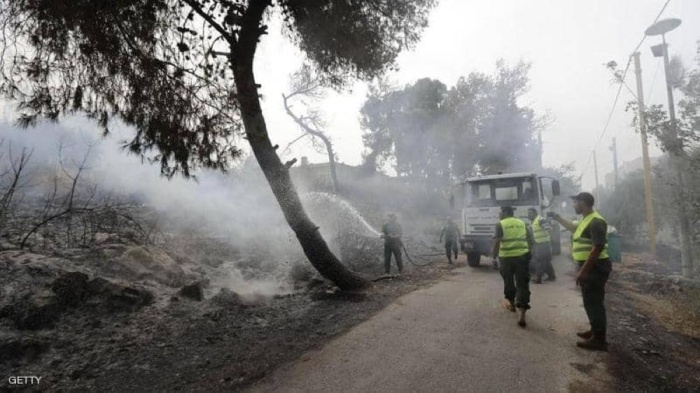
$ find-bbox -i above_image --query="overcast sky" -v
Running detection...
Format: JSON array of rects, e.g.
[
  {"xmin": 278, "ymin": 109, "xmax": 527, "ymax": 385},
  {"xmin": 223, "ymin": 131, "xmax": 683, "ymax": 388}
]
[
  {"xmin": 2, "ymin": 0, "xmax": 700, "ymax": 191},
  {"xmin": 256, "ymin": 0, "xmax": 700, "ymax": 190}
]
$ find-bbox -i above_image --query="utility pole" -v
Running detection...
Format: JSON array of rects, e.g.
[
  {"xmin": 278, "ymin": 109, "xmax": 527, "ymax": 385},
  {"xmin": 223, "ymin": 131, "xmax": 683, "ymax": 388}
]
[
  {"xmin": 609, "ymin": 137, "xmax": 619, "ymax": 189},
  {"xmin": 632, "ymin": 52, "xmax": 657, "ymax": 255},
  {"xmin": 593, "ymin": 150, "xmax": 600, "ymax": 201}
]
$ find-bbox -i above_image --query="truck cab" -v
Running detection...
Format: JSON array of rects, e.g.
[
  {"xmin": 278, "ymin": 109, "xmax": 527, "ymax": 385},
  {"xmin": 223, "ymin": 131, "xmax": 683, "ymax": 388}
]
[{"xmin": 458, "ymin": 172, "xmax": 561, "ymax": 267}]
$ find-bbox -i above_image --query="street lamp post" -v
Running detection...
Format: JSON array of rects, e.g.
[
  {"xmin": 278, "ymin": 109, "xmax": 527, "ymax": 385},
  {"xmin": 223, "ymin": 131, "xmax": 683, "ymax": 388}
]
[
  {"xmin": 646, "ymin": 19, "xmax": 681, "ymax": 134},
  {"xmin": 645, "ymin": 18, "xmax": 694, "ymax": 276}
]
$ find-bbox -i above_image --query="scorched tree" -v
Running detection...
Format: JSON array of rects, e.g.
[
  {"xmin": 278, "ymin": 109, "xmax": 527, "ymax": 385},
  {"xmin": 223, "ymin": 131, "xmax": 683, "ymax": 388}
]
[{"xmin": 0, "ymin": 0, "xmax": 437, "ymax": 290}]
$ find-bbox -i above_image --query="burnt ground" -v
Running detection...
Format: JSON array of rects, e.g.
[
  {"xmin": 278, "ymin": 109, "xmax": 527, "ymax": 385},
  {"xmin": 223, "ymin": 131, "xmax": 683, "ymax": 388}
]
[
  {"xmin": 0, "ymin": 244, "xmax": 461, "ymax": 393},
  {"xmin": 3, "ymin": 240, "xmax": 700, "ymax": 393},
  {"xmin": 605, "ymin": 254, "xmax": 700, "ymax": 393}
]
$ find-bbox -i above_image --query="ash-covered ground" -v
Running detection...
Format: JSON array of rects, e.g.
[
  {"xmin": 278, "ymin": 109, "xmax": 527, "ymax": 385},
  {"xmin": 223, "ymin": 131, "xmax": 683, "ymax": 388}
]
[
  {"xmin": 603, "ymin": 253, "xmax": 700, "ymax": 393},
  {"xmin": 0, "ymin": 225, "xmax": 457, "ymax": 392},
  {"xmin": 0, "ymin": 167, "xmax": 456, "ymax": 392}
]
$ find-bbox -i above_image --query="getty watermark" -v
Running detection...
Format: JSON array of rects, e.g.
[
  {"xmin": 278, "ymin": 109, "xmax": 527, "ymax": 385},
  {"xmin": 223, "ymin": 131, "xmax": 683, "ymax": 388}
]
[{"xmin": 8, "ymin": 376, "xmax": 42, "ymax": 385}]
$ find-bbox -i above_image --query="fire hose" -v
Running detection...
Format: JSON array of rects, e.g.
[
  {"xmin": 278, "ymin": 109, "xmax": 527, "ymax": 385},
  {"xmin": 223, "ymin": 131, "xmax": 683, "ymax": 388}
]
[
  {"xmin": 401, "ymin": 243, "xmax": 443, "ymax": 267},
  {"xmin": 381, "ymin": 234, "xmax": 443, "ymax": 267}
]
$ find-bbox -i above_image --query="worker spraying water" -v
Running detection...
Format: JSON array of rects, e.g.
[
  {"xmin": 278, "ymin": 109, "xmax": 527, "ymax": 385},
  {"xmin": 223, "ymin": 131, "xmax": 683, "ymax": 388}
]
[{"xmin": 381, "ymin": 213, "xmax": 404, "ymax": 274}]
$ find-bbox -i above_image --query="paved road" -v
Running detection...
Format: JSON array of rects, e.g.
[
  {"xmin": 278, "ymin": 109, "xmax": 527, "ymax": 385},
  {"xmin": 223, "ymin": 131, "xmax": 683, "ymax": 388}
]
[{"xmin": 249, "ymin": 256, "xmax": 612, "ymax": 393}]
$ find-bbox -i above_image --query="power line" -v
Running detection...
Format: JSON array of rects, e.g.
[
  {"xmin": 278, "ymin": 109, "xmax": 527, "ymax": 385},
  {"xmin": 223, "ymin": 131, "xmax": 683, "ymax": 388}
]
[
  {"xmin": 646, "ymin": 58, "xmax": 663, "ymax": 103},
  {"xmin": 582, "ymin": 80, "xmax": 625, "ymax": 172},
  {"xmin": 579, "ymin": 0, "xmax": 672, "ymax": 184}
]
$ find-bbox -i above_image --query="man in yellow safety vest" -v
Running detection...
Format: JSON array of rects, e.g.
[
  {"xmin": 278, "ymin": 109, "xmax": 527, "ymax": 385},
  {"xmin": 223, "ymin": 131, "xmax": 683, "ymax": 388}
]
[
  {"xmin": 492, "ymin": 206, "xmax": 533, "ymax": 328},
  {"xmin": 550, "ymin": 192, "xmax": 612, "ymax": 351},
  {"xmin": 527, "ymin": 208, "xmax": 556, "ymax": 284}
]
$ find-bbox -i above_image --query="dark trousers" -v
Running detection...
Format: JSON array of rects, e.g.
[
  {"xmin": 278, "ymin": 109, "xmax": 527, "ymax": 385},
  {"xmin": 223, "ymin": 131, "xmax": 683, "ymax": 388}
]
[
  {"xmin": 384, "ymin": 241, "xmax": 403, "ymax": 274},
  {"xmin": 581, "ymin": 259, "xmax": 612, "ymax": 335},
  {"xmin": 499, "ymin": 255, "xmax": 531, "ymax": 310},
  {"xmin": 533, "ymin": 242, "xmax": 555, "ymax": 279},
  {"xmin": 445, "ymin": 240, "xmax": 458, "ymax": 262}
]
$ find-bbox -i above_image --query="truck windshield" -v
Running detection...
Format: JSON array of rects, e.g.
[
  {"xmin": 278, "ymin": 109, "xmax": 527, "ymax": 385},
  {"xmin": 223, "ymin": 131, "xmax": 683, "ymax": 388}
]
[{"xmin": 468, "ymin": 177, "xmax": 538, "ymax": 207}]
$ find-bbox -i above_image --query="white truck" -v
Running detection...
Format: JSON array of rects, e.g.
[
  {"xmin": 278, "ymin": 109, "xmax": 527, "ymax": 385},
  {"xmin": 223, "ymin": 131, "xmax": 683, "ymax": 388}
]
[{"xmin": 455, "ymin": 172, "xmax": 561, "ymax": 267}]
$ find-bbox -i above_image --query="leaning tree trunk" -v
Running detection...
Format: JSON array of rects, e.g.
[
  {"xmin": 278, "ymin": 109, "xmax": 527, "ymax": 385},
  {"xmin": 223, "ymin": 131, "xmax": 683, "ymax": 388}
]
[{"xmin": 231, "ymin": 0, "xmax": 368, "ymax": 290}]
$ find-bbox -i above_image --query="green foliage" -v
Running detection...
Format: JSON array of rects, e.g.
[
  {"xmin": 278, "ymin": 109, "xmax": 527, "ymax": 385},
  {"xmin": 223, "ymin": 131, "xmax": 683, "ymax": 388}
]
[
  {"xmin": 360, "ymin": 77, "xmax": 450, "ymax": 184},
  {"xmin": 652, "ymin": 152, "xmax": 700, "ymax": 243},
  {"xmin": 539, "ymin": 163, "xmax": 581, "ymax": 199},
  {"xmin": 626, "ymin": 101, "xmax": 698, "ymax": 156},
  {"xmin": 0, "ymin": 0, "xmax": 437, "ymax": 177},
  {"xmin": 621, "ymin": 44, "xmax": 700, "ymax": 157},
  {"xmin": 476, "ymin": 60, "xmax": 542, "ymax": 173},
  {"xmin": 679, "ymin": 48, "xmax": 700, "ymax": 142},
  {"xmin": 598, "ymin": 152, "xmax": 700, "ymax": 247},
  {"xmin": 360, "ymin": 60, "xmax": 544, "ymax": 185},
  {"xmin": 281, "ymin": 0, "xmax": 437, "ymax": 85},
  {"xmin": 441, "ymin": 72, "xmax": 492, "ymax": 178},
  {"xmin": 612, "ymin": 42, "xmax": 700, "ymax": 256},
  {"xmin": 598, "ymin": 170, "xmax": 648, "ymax": 236},
  {"xmin": 1, "ymin": 0, "xmax": 243, "ymax": 177}
]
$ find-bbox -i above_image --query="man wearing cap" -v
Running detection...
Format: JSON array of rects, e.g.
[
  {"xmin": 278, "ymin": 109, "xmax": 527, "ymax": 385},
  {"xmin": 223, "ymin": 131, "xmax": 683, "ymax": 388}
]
[
  {"xmin": 439, "ymin": 217, "xmax": 460, "ymax": 264},
  {"xmin": 550, "ymin": 192, "xmax": 612, "ymax": 351},
  {"xmin": 381, "ymin": 213, "xmax": 404, "ymax": 274},
  {"xmin": 492, "ymin": 206, "xmax": 533, "ymax": 328},
  {"xmin": 528, "ymin": 208, "xmax": 556, "ymax": 284}
]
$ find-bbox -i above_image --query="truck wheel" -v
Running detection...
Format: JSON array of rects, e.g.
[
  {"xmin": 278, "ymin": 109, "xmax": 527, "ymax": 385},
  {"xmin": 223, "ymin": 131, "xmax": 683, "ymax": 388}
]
[
  {"xmin": 551, "ymin": 223, "xmax": 562, "ymax": 256},
  {"xmin": 467, "ymin": 252, "xmax": 481, "ymax": 267}
]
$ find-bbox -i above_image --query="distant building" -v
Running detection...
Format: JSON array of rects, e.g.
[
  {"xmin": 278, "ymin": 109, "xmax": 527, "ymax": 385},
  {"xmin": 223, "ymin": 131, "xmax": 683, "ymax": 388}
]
[{"xmin": 290, "ymin": 157, "xmax": 396, "ymax": 193}]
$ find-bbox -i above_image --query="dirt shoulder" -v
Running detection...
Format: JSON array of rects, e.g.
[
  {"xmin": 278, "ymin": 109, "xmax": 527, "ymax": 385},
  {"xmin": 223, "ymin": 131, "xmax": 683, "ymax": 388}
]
[{"xmin": 605, "ymin": 254, "xmax": 700, "ymax": 393}]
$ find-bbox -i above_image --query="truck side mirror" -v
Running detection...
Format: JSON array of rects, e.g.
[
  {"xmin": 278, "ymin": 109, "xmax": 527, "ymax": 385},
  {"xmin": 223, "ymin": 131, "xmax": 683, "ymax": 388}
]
[{"xmin": 552, "ymin": 180, "xmax": 561, "ymax": 196}]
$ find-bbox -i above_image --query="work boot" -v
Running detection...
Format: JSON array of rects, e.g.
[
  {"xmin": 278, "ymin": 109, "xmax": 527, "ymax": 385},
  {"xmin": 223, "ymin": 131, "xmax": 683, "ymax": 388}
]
[
  {"xmin": 576, "ymin": 334, "xmax": 608, "ymax": 351},
  {"xmin": 517, "ymin": 309, "xmax": 527, "ymax": 328},
  {"xmin": 502, "ymin": 299, "xmax": 516, "ymax": 312},
  {"xmin": 533, "ymin": 275, "xmax": 542, "ymax": 284},
  {"xmin": 576, "ymin": 330, "xmax": 593, "ymax": 339}
]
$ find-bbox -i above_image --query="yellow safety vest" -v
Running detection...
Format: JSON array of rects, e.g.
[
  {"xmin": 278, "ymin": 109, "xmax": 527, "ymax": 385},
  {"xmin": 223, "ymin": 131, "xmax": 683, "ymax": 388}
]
[
  {"xmin": 572, "ymin": 211, "xmax": 610, "ymax": 262},
  {"xmin": 498, "ymin": 217, "xmax": 529, "ymax": 258},
  {"xmin": 532, "ymin": 216, "xmax": 551, "ymax": 244}
]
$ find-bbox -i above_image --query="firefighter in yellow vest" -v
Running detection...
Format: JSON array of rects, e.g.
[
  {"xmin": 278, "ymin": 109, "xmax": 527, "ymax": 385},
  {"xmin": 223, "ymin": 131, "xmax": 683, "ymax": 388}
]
[
  {"xmin": 492, "ymin": 206, "xmax": 533, "ymax": 328},
  {"xmin": 528, "ymin": 208, "xmax": 556, "ymax": 284},
  {"xmin": 550, "ymin": 192, "xmax": 611, "ymax": 351}
]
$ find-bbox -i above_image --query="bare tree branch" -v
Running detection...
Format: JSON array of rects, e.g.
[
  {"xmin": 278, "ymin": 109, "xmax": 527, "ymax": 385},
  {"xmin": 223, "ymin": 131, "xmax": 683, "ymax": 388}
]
[
  {"xmin": 282, "ymin": 85, "xmax": 339, "ymax": 193},
  {"xmin": 0, "ymin": 142, "xmax": 32, "ymax": 235}
]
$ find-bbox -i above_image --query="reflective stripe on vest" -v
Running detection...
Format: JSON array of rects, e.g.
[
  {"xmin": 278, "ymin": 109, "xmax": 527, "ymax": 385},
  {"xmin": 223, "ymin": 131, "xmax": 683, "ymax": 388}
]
[
  {"xmin": 572, "ymin": 211, "xmax": 609, "ymax": 261},
  {"xmin": 498, "ymin": 217, "xmax": 529, "ymax": 258},
  {"xmin": 532, "ymin": 216, "xmax": 551, "ymax": 244}
]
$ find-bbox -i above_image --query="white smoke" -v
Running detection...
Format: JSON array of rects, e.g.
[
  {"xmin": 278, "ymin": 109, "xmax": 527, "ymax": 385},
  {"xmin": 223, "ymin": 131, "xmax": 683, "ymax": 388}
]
[{"xmin": 0, "ymin": 117, "xmax": 385, "ymax": 298}]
